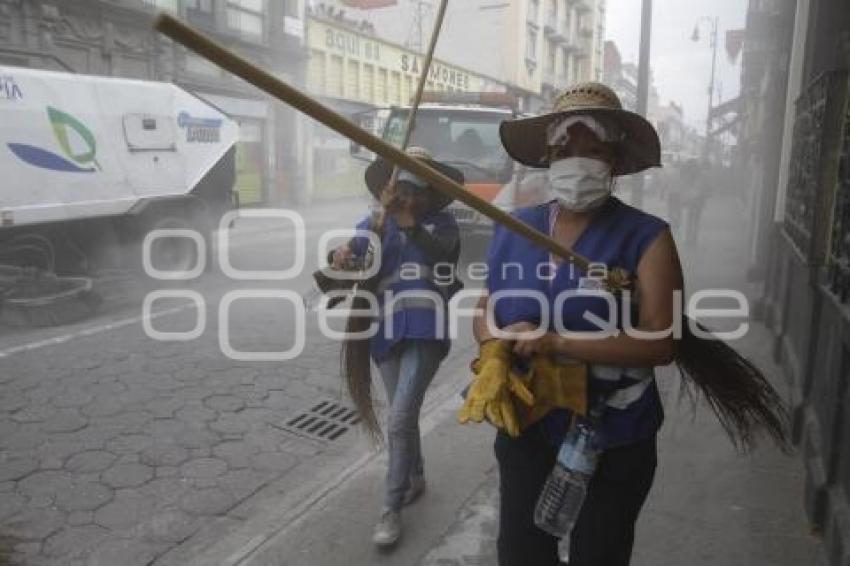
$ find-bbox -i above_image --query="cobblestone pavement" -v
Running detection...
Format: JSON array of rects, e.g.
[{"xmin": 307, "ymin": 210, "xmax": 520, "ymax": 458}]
[{"xmin": 0, "ymin": 200, "xmax": 412, "ymax": 566}]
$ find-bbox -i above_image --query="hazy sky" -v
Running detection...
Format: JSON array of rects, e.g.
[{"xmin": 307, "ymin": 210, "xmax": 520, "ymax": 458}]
[{"xmin": 606, "ymin": 0, "xmax": 748, "ymax": 129}]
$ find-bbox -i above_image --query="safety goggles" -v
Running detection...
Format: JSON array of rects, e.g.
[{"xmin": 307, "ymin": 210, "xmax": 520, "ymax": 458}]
[
  {"xmin": 546, "ymin": 115, "xmax": 622, "ymax": 148},
  {"xmin": 396, "ymin": 169, "xmax": 428, "ymax": 188}
]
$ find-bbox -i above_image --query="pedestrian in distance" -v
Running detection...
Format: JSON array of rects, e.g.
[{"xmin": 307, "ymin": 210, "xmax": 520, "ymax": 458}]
[
  {"xmin": 331, "ymin": 146, "xmax": 464, "ymax": 548},
  {"xmin": 681, "ymin": 158, "xmax": 710, "ymax": 249},
  {"xmin": 462, "ymin": 82, "xmax": 684, "ymax": 566},
  {"xmin": 660, "ymin": 160, "xmax": 684, "ymax": 241}
]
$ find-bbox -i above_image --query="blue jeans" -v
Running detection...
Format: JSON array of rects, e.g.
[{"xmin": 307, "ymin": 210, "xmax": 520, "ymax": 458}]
[{"xmin": 377, "ymin": 339, "xmax": 445, "ymax": 510}]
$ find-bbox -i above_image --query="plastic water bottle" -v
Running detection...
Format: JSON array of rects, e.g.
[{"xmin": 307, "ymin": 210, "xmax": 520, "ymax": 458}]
[{"xmin": 534, "ymin": 415, "xmax": 601, "ymax": 563}]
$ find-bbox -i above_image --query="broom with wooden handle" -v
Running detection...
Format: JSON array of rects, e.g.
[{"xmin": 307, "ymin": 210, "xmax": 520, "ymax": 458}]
[{"xmin": 154, "ymin": 13, "xmax": 789, "ymax": 452}]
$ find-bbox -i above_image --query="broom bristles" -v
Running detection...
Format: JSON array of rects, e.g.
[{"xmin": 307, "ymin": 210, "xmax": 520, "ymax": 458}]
[
  {"xmin": 341, "ymin": 293, "xmax": 383, "ymax": 442},
  {"xmin": 675, "ymin": 315, "xmax": 790, "ymax": 453}
]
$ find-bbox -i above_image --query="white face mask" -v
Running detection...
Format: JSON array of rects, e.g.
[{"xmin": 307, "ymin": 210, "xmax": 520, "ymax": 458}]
[{"xmin": 547, "ymin": 157, "xmax": 613, "ymax": 212}]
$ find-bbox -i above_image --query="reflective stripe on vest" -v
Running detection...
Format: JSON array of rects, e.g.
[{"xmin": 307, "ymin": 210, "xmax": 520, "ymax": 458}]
[
  {"xmin": 378, "ymin": 293, "xmax": 443, "ymax": 316},
  {"xmin": 606, "ymin": 378, "xmax": 652, "ymax": 409},
  {"xmin": 376, "ymin": 262, "xmax": 457, "ymax": 299},
  {"xmin": 591, "ymin": 364, "xmax": 654, "ymax": 409},
  {"xmin": 376, "ymin": 263, "xmax": 435, "ymax": 295}
]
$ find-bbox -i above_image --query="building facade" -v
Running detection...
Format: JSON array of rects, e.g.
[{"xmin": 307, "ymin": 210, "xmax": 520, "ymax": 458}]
[
  {"xmin": 748, "ymin": 1, "xmax": 850, "ymax": 565},
  {"xmin": 534, "ymin": 0, "xmax": 606, "ymax": 104},
  {"xmin": 603, "ymin": 40, "xmax": 634, "ymax": 109},
  {"xmin": 305, "ymin": 8, "xmax": 508, "ymax": 111},
  {"xmin": 313, "ymin": 0, "xmax": 606, "ymax": 112},
  {"xmin": 602, "ymin": 40, "xmax": 664, "ymax": 140},
  {"xmin": 0, "ymin": 0, "xmax": 310, "ymax": 205}
]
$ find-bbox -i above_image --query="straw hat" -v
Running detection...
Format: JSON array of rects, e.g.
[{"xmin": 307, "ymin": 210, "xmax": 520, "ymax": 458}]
[
  {"xmin": 499, "ymin": 82, "xmax": 661, "ymax": 176},
  {"xmin": 364, "ymin": 146, "xmax": 464, "ymax": 212}
]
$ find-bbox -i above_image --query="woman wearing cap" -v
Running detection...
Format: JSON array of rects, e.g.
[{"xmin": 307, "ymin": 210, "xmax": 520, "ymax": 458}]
[
  {"xmin": 469, "ymin": 82, "xmax": 684, "ymax": 565},
  {"xmin": 332, "ymin": 147, "xmax": 464, "ymax": 547}
]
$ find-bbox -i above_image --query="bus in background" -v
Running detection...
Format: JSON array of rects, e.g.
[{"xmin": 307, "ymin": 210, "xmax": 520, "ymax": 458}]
[{"xmin": 352, "ymin": 91, "xmax": 535, "ymax": 264}]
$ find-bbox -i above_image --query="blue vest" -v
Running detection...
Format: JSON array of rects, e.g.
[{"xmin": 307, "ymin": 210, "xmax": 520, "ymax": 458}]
[
  {"xmin": 486, "ymin": 197, "xmax": 669, "ymax": 448},
  {"xmin": 353, "ymin": 212, "xmax": 455, "ymax": 362}
]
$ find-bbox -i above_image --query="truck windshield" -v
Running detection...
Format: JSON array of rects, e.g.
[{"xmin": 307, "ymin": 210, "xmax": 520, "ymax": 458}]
[{"xmin": 383, "ymin": 109, "xmax": 514, "ymax": 183}]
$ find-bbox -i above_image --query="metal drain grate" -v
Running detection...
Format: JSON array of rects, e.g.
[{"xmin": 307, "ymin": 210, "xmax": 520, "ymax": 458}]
[{"xmin": 281, "ymin": 400, "xmax": 361, "ymax": 442}]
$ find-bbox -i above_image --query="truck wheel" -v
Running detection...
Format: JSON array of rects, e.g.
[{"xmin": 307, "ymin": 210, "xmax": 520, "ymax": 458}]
[
  {"xmin": 142, "ymin": 216, "xmax": 203, "ymax": 275},
  {"xmin": 1, "ymin": 275, "xmax": 100, "ymax": 327}
]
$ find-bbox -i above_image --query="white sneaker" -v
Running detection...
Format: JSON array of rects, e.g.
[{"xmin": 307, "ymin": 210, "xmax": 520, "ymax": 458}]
[
  {"xmin": 403, "ymin": 476, "xmax": 426, "ymax": 506},
  {"xmin": 372, "ymin": 507, "xmax": 401, "ymax": 547}
]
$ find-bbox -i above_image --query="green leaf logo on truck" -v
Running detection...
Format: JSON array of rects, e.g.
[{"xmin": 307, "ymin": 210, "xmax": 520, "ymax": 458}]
[{"xmin": 8, "ymin": 106, "xmax": 101, "ymax": 173}]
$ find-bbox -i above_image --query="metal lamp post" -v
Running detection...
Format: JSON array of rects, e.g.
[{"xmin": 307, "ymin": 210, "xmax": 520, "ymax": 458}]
[
  {"xmin": 632, "ymin": 0, "xmax": 653, "ymax": 209},
  {"xmin": 692, "ymin": 16, "xmax": 719, "ymax": 161}
]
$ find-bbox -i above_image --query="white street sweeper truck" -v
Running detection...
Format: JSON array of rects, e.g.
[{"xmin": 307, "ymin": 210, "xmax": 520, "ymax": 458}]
[{"xmin": 0, "ymin": 66, "xmax": 239, "ymax": 326}]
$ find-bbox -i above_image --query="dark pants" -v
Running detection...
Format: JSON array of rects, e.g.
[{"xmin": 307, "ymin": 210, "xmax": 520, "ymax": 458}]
[{"xmin": 495, "ymin": 426, "xmax": 657, "ymax": 566}]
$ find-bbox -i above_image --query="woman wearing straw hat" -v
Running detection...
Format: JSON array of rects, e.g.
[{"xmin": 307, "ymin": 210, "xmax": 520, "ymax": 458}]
[
  {"xmin": 469, "ymin": 82, "xmax": 684, "ymax": 565},
  {"xmin": 333, "ymin": 146, "xmax": 464, "ymax": 547}
]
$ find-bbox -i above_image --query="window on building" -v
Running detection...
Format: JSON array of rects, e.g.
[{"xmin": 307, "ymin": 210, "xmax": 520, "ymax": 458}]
[
  {"xmin": 185, "ymin": 0, "xmax": 213, "ymax": 11},
  {"xmin": 346, "ymin": 60, "xmax": 359, "ymax": 100},
  {"xmin": 377, "ymin": 68, "xmax": 388, "ymax": 103},
  {"xmin": 185, "ymin": 0, "xmax": 214, "ymax": 26},
  {"xmin": 185, "ymin": 52, "xmax": 220, "ymax": 76},
  {"xmin": 546, "ymin": 41, "xmax": 556, "ymax": 73},
  {"xmin": 363, "ymin": 64, "xmax": 374, "ymax": 101},
  {"xmin": 328, "ymin": 55, "xmax": 344, "ymax": 98},
  {"xmin": 390, "ymin": 72, "xmax": 401, "ymax": 105},
  {"xmin": 547, "ymin": 0, "xmax": 557, "ymax": 22},
  {"xmin": 283, "ymin": 0, "xmax": 300, "ymax": 17},
  {"xmin": 227, "ymin": 0, "xmax": 265, "ymax": 38},
  {"xmin": 526, "ymin": 28, "xmax": 537, "ymax": 61},
  {"xmin": 308, "ymin": 49, "xmax": 326, "ymax": 94},
  {"xmin": 403, "ymin": 75, "xmax": 413, "ymax": 104},
  {"xmin": 561, "ymin": 48, "xmax": 569, "ymax": 77},
  {"xmin": 142, "ymin": 0, "xmax": 177, "ymax": 12},
  {"xmin": 528, "ymin": 0, "xmax": 539, "ymax": 23}
]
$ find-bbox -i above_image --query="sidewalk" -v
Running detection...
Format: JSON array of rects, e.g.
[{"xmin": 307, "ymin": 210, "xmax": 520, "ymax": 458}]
[{"xmin": 225, "ymin": 192, "xmax": 827, "ymax": 566}]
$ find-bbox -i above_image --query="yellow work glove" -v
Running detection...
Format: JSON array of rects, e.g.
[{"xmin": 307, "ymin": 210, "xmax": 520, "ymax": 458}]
[
  {"xmin": 518, "ymin": 355, "xmax": 588, "ymax": 429},
  {"xmin": 458, "ymin": 340, "xmax": 534, "ymax": 437}
]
